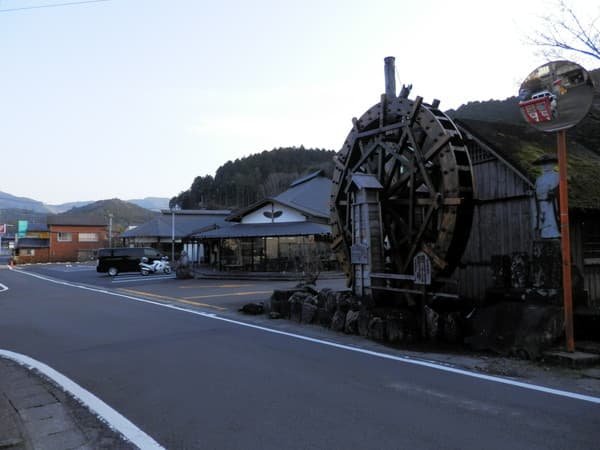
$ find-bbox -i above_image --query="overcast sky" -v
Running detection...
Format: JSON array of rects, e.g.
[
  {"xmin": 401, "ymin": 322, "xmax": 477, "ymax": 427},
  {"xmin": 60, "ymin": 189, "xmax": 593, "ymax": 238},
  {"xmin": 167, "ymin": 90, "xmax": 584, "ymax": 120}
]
[{"xmin": 1, "ymin": 0, "xmax": 598, "ymax": 204}]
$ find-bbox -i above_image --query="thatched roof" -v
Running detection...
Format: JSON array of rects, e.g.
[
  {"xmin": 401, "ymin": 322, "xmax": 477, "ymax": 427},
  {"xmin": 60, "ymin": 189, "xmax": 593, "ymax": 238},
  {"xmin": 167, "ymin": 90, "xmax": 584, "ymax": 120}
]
[{"xmin": 457, "ymin": 119, "xmax": 600, "ymax": 211}]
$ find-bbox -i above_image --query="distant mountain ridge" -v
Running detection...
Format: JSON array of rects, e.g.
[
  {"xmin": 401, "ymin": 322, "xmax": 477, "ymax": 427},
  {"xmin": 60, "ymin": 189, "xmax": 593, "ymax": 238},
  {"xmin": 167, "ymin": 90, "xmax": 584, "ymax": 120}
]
[
  {"xmin": 58, "ymin": 199, "xmax": 158, "ymax": 232},
  {"xmin": 0, "ymin": 191, "xmax": 169, "ymax": 214}
]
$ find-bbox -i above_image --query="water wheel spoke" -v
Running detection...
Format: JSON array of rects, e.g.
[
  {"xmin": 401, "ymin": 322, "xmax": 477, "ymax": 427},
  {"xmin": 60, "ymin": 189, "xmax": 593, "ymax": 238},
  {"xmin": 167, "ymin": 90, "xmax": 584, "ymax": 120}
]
[
  {"xmin": 331, "ymin": 88, "xmax": 474, "ymax": 290},
  {"xmin": 351, "ymin": 138, "xmax": 382, "ymax": 173},
  {"xmin": 401, "ymin": 204, "xmax": 436, "ymax": 273},
  {"xmin": 407, "ymin": 130, "xmax": 436, "ymax": 196}
]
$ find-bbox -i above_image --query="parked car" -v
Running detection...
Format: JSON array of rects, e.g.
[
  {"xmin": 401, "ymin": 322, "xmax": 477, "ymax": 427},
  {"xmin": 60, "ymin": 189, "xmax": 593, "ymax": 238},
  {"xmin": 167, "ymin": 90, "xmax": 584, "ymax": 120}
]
[
  {"xmin": 530, "ymin": 90, "xmax": 558, "ymax": 118},
  {"xmin": 96, "ymin": 247, "xmax": 162, "ymax": 276}
]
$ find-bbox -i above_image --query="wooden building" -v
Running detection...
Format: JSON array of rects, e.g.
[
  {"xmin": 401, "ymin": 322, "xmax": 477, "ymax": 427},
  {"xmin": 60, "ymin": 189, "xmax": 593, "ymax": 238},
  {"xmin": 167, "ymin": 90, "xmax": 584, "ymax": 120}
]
[
  {"xmin": 195, "ymin": 171, "xmax": 335, "ymax": 272},
  {"xmin": 46, "ymin": 216, "xmax": 109, "ymax": 262},
  {"xmin": 454, "ymin": 119, "xmax": 600, "ymax": 308}
]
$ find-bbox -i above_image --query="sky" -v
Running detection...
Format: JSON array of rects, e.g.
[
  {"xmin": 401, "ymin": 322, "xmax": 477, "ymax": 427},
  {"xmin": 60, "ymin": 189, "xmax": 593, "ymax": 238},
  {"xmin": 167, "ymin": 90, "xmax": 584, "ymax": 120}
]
[{"xmin": 1, "ymin": 0, "xmax": 598, "ymax": 205}]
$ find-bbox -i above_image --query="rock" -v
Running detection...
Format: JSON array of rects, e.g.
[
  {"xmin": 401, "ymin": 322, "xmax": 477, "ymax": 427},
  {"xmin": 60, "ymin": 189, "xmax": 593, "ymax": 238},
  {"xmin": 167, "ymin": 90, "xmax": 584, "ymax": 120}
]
[
  {"xmin": 385, "ymin": 314, "xmax": 404, "ymax": 343},
  {"xmin": 331, "ymin": 309, "xmax": 346, "ymax": 332},
  {"xmin": 325, "ymin": 291, "xmax": 338, "ymax": 313},
  {"xmin": 295, "ymin": 282, "xmax": 319, "ymax": 296},
  {"xmin": 238, "ymin": 302, "xmax": 264, "ymax": 315},
  {"xmin": 510, "ymin": 252, "xmax": 530, "ymax": 289},
  {"xmin": 368, "ymin": 317, "xmax": 385, "ymax": 341},
  {"xmin": 424, "ymin": 305, "xmax": 440, "ymax": 341},
  {"xmin": 464, "ymin": 302, "xmax": 564, "ymax": 358},
  {"xmin": 301, "ymin": 303, "xmax": 318, "ymax": 324},
  {"xmin": 272, "ymin": 289, "xmax": 299, "ymax": 302},
  {"xmin": 345, "ymin": 310, "xmax": 360, "ymax": 334},
  {"xmin": 441, "ymin": 312, "xmax": 461, "ymax": 343},
  {"xmin": 316, "ymin": 307, "xmax": 333, "ymax": 327},
  {"xmin": 317, "ymin": 288, "xmax": 332, "ymax": 307},
  {"xmin": 269, "ymin": 297, "xmax": 282, "ymax": 314},
  {"xmin": 336, "ymin": 292, "xmax": 352, "ymax": 313},
  {"xmin": 357, "ymin": 310, "xmax": 372, "ymax": 337}
]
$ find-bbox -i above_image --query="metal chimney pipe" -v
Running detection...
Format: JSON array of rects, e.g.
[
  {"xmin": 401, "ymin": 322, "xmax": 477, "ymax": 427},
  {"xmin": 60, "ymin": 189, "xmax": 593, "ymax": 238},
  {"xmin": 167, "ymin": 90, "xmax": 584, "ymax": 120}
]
[{"xmin": 384, "ymin": 56, "xmax": 396, "ymax": 100}]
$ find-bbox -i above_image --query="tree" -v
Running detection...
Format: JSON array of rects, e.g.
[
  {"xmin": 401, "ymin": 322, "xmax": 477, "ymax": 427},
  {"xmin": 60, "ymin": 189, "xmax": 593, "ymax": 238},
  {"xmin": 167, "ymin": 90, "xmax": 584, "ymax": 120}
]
[{"xmin": 528, "ymin": 1, "xmax": 600, "ymax": 63}]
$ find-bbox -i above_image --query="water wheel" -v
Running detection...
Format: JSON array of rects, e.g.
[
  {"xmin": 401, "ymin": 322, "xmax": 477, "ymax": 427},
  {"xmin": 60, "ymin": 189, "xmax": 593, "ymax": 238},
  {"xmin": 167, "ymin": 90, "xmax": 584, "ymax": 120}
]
[{"xmin": 330, "ymin": 93, "xmax": 474, "ymax": 289}]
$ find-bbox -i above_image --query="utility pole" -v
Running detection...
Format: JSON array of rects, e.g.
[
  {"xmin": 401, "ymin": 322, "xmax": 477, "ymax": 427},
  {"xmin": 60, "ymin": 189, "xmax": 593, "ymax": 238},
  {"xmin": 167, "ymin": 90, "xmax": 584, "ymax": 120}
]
[{"xmin": 108, "ymin": 213, "xmax": 113, "ymax": 248}]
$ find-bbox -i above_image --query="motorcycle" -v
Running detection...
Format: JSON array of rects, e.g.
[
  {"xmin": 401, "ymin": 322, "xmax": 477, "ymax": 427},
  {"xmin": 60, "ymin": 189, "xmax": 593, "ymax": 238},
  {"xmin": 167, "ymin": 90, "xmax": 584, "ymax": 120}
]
[{"xmin": 139, "ymin": 256, "xmax": 171, "ymax": 276}]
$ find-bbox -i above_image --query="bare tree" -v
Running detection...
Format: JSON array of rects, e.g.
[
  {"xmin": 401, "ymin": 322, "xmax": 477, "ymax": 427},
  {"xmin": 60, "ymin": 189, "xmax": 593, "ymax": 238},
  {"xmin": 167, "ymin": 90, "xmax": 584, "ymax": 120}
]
[{"xmin": 528, "ymin": 1, "xmax": 600, "ymax": 63}]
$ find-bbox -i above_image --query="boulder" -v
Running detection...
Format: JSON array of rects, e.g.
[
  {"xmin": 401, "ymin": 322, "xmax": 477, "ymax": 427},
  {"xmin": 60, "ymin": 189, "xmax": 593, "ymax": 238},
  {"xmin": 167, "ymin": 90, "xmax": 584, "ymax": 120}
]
[
  {"xmin": 301, "ymin": 302, "xmax": 318, "ymax": 324},
  {"xmin": 238, "ymin": 302, "xmax": 264, "ymax": 315},
  {"xmin": 316, "ymin": 307, "xmax": 333, "ymax": 327},
  {"xmin": 368, "ymin": 317, "xmax": 385, "ymax": 341},
  {"xmin": 357, "ymin": 310, "xmax": 372, "ymax": 337},
  {"xmin": 385, "ymin": 314, "xmax": 404, "ymax": 343},
  {"xmin": 424, "ymin": 305, "xmax": 440, "ymax": 341},
  {"xmin": 331, "ymin": 309, "xmax": 346, "ymax": 332},
  {"xmin": 345, "ymin": 310, "xmax": 360, "ymax": 334}
]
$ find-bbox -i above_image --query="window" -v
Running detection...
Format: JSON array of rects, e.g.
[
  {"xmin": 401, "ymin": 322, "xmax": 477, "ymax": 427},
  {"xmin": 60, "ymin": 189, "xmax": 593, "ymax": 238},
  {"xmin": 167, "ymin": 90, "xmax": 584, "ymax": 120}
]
[
  {"xmin": 78, "ymin": 232, "xmax": 98, "ymax": 242},
  {"xmin": 57, "ymin": 232, "xmax": 72, "ymax": 242},
  {"xmin": 583, "ymin": 218, "xmax": 600, "ymax": 265},
  {"xmin": 19, "ymin": 249, "xmax": 35, "ymax": 256}
]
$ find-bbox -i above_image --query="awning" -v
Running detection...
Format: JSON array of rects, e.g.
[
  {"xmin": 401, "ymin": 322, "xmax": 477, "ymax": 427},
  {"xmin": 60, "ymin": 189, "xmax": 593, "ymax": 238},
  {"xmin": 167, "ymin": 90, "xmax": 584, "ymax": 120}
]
[{"xmin": 193, "ymin": 221, "xmax": 331, "ymax": 239}]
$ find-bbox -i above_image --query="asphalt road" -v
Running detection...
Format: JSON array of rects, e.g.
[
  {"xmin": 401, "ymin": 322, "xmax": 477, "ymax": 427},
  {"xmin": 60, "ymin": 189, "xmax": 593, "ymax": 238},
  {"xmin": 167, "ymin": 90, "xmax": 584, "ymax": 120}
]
[{"xmin": 0, "ymin": 265, "xmax": 598, "ymax": 449}]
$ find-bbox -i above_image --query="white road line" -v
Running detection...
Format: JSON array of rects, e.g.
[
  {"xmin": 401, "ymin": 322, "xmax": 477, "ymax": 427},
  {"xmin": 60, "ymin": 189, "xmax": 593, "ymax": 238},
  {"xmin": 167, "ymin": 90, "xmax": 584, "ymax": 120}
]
[
  {"xmin": 0, "ymin": 283, "xmax": 8, "ymax": 292},
  {"xmin": 0, "ymin": 349, "xmax": 164, "ymax": 449},
  {"xmin": 12, "ymin": 268, "xmax": 600, "ymax": 405},
  {"xmin": 111, "ymin": 275, "xmax": 176, "ymax": 284}
]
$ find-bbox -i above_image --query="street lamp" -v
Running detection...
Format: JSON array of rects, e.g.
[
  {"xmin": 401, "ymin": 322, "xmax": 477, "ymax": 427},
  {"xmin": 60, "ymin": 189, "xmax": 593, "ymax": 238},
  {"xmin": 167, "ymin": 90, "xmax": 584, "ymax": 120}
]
[{"xmin": 171, "ymin": 206, "xmax": 180, "ymax": 262}]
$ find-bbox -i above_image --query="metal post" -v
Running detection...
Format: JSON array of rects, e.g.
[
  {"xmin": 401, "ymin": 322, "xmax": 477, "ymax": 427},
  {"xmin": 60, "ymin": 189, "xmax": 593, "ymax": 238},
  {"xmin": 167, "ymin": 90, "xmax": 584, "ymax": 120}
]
[
  {"xmin": 171, "ymin": 209, "xmax": 175, "ymax": 263},
  {"xmin": 384, "ymin": 56, "xmax": 396, "ymax": 100},
  {"xmin": 557, "ymin": 130, "xmax": 575, "ymax": 352}
]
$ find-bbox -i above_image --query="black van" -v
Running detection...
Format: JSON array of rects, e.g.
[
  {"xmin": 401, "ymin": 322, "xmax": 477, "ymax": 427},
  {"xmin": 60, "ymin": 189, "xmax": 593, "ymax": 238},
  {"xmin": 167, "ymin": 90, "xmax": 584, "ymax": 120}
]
[{"xmin": 96, "ymin": 247, "xmax": 162, "ymax": 276}]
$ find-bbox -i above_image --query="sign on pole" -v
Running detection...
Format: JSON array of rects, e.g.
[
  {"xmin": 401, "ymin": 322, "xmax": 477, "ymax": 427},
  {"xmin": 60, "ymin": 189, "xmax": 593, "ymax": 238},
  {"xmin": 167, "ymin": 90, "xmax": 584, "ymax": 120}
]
[{"xmin": 0, "ymin": 224, "xmax": 6, "ymax": 234}]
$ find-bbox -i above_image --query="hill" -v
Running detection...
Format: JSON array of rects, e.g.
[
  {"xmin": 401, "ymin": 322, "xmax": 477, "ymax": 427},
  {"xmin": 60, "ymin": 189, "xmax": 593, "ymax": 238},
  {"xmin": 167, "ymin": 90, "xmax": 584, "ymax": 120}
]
[
  {"xmin": 0, "ymin": 191, "xmax": 49, "ymax": 213},
  {"xmin": 127, "ymin": 197, "xmax": 170, "ymax": 211},
  {"xmin": 447, "ymin": 68, "xmax": 600, "ymax": 155},
  {"xmin": 57, "ymin": 199, "xmax": 157, "ymax": 232},
  {"xmin": 171, "ymin": 146, "xmax": 336, "ymax": 209}
]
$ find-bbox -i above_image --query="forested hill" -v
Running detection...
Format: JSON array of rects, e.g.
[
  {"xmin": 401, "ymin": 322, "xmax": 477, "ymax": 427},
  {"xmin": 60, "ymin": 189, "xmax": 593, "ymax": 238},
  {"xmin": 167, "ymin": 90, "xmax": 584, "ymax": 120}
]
[
  {"xmin": 447, "ymin": 68, "xmax": 600, "ymax": 156},
  {"xmin": 171, "ymin": 147, "xmax": 336, "ymax": 210}
]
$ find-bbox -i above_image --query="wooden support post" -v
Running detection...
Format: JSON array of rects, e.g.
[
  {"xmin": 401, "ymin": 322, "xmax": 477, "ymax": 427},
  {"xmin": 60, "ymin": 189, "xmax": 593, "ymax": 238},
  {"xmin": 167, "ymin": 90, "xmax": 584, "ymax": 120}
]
[{"xmin": 557, "ymin": 130, "xmax": 575, "ymax": 352}]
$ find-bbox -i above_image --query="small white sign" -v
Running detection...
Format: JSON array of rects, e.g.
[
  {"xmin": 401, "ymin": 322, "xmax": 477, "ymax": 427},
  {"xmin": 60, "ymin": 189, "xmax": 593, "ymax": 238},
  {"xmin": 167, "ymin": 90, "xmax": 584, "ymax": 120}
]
[
  {"xmin": 351, "ymin": 244, "xmax": 369, "ymax": 264},
  {"xmin": 413, "ymin": 251, "xmax": 431, "ymax": 285}
]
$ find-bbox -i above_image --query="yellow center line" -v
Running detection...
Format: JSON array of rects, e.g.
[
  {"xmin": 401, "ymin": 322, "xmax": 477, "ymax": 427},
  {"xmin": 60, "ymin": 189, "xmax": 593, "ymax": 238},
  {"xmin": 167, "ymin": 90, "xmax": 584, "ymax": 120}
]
[
  {"xmin": 117, "ymin": 288, "xmax": 228, "ymax": 311},
  {"xmin": 183, "ymin": 290, "xmax": 272, "ymax": 300}
]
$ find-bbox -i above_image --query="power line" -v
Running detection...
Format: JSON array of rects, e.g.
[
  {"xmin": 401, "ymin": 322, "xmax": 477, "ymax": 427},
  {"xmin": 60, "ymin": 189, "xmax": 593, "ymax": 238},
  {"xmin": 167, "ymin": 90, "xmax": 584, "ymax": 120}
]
[{"xmin": 0, "ymin": 0, "xmax": 110, "ymax": 13}]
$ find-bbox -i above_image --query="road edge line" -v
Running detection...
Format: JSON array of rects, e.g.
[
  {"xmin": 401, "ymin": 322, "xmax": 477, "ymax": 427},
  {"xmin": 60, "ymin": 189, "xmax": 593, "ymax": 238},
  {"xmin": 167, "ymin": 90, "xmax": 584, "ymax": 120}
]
[{"xmin": 0, "ymin": 349, "xmax": 164, "ymax": 449}]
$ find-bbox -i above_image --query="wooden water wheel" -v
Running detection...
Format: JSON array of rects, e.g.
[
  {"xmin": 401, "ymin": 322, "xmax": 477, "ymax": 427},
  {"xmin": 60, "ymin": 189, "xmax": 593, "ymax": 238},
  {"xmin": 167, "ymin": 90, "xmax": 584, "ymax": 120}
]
[{"xmin": 330, "ymin": 92, "xmax": 475, "ymax": 289}]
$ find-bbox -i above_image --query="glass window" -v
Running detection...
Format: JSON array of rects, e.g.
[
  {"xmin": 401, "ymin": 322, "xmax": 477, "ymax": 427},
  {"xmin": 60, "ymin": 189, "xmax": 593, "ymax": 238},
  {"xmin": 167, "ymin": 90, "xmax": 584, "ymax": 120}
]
[
  {"xmin": 78, "ymin": 232, "xmax": 98, "ymax": 242},
  {"xmin": 57, "ymin": 232, "xmax": 72, "ymax": 242}
]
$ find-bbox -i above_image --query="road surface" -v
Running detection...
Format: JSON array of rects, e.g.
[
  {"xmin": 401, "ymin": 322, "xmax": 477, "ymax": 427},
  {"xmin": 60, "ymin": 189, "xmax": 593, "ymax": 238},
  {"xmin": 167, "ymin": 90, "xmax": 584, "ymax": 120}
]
[{"xmin": 0, "ymin": 266, "xmax": 598, "ymax": 449}]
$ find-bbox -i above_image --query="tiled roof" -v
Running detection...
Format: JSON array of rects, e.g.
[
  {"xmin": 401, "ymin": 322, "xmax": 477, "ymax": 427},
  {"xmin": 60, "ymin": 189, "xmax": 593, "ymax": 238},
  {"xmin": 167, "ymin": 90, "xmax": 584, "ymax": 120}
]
[
  {"xmin": 227, "ymin": 174, "xmax": 332, "ymax": 222},
  {"xmin": 121, "ymin": 211, "xmax": 231, "ymax": 238},
  {"xmin": 195, "ymin": 221, "xmax": 331, "ymax": 239},
  {"xmin": 46, "ymin": 216, "xmax": 107, "ymax": 226}
]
